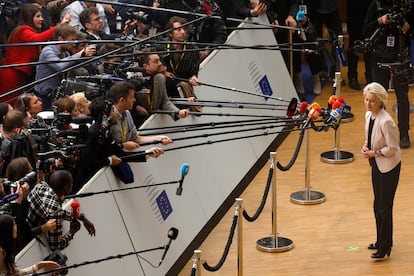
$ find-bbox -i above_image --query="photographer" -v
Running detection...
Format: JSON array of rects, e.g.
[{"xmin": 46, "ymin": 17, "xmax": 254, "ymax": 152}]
[
  {"xmin": 0, "ymin": 110, "xmax": 39, "ymax": 177},
  {"xmin": 75, "ymin": 96, "xmax": 165, "ymax": 191},
  {"xmin": 362, "ymin": 0, "xmax": 414, "ymax": 148},
  {"xmin": 108, "ymin": 81, "xmax": 173, "ymax": 151},
  {"xmin": 0, "ymin": 158, "xmax": 56, "ymax": 252},
  {"xmin": 79, "ymin": 7, "xmax": 138, "ymax": 46},
  {"xmin": 26, "ymin": 170, "xmax": 96, "ymax": 251},
  {"xmin": 34, "ymin": 23, "xmax": 96, "ymax": 110},
  {"xmin": 134, "ymin": 48, "xmax": 190, "ymax": 123}
]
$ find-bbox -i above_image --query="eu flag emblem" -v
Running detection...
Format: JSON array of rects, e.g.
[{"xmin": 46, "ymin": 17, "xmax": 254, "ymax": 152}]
[
  {"xmin": 156, "ymin": 190, "xmax": 173, "ymax": 221},
  {"xmin": 259, "ymin": 75, "xmax": 273, "ymax": 100}
]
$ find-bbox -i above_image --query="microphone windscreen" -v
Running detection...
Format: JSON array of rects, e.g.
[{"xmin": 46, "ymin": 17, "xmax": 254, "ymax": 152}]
[
  {"xmin": 332, "ymin": 101, "xmax": 342, "ymax": 110},
  {"xmin": 168, "ymin": 227, "xmax": 179, "ymax": 240},
  {"xmin": 71, "ymin": 201, "xmax": 80, "ymax": 218},
  {"xmin": 299, "ymin": 101, "xmax": 308, "ymax": 114},
  {"xmin": 180, "ymin": 163, "xmax": 190, "ymax": 177},
  {"xmin": 286, "ymin": 98, "xmax": 298, "ymax": 117},
  {"xmin": 328, "ymin": 95, "xmax": 338, "ymax": 106}
]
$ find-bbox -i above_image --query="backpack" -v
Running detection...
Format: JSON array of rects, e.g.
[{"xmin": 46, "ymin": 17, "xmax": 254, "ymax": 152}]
[{"xmin": 2, "ymin": 133, "xmax": 38, "ymax": 175}]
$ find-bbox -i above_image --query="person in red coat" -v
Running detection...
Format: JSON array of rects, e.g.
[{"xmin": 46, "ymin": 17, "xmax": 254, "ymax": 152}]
[{"xmin": 0, "ymin": 4, "xmax": 70, "ymax": 105}]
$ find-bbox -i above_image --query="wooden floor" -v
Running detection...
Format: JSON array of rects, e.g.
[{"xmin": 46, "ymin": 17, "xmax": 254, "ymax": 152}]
[{"xmin": 178, "ymin": 71, "xmax": 414, "ymax": 275}]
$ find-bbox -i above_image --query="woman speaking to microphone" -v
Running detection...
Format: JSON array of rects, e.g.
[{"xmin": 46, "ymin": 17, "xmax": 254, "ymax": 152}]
[{"xmin": 361, "ymin": 82, "xmax": 401, "ymax": 261}]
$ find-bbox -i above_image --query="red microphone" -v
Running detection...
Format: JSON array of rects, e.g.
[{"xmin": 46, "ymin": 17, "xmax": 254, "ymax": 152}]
[
  {"xmin": 299, "ymin": 101, "xmax": 308, "ymax": 115},
  {"xmin": 286, "ymin": 98, "xmax": 298, "ymax": 117},
  {"xmin": 71, "ymin": 201, "xmax": 80, "ymax": 219},
  {"xmin": 332, "ymin": 100, "xmax": 342, "ymax": 110}
]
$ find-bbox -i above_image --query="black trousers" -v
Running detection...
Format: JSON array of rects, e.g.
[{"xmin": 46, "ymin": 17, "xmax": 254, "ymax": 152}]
[
  {"xmin": 371, "ymin": 160, "xmax": 400, "ymax": 252},
  {"xmin": 370, "ymin": 56, "xmax": 410, "ymax": 137}
]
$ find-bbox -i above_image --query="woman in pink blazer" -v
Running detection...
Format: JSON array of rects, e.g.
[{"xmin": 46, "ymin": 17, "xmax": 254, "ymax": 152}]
[{"xmin": 361, "ymin": 82, "xmax": 401, "ymax": 261}]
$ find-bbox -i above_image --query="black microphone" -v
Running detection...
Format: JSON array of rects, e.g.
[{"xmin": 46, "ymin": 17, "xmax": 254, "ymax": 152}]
[
  {"xmin": 159, "ymin": 227, "xmax": 179, "ymax": 266},
  {"xmin": 176, "ymin": 163, "xmax": 190, "ymax": 196},
  {"xmin": 286, "ymin": 97, "xmax": 298, "ymax": 117}
]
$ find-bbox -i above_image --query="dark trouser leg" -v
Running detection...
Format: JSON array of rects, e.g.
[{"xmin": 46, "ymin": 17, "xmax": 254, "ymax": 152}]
[
  {"xmin": 347, "ymin": 48, "xmax": 359, "ymax": 80},
  {"xmin": 371, "ymin": 160, "xmax": 400, "ymax": 252},
  {"xmin": 393, "ymin": 72, "xmax": 410, "ymax": 139}
]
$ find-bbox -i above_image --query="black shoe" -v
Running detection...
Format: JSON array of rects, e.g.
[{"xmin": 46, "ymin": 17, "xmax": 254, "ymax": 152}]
[
  {"xmin": 400, "ymin": 136, "xmax": 411, "ymax": 148},
  {"xmin": 367, "ymin": 243, "xmax": 378, "ymax": 250},
  {"xmin": 349, "ymin": 78, "xmax": 361, "ymax": 90},
  {"xmin": 371, "ymin": 248, "xmax": 391, "ymax": 260}
]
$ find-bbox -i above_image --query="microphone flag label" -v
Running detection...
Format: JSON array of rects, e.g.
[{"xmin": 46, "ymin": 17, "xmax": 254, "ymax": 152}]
[{"xmin": 156, "ymin": 190, "xmax": 173, "ymax": 221}]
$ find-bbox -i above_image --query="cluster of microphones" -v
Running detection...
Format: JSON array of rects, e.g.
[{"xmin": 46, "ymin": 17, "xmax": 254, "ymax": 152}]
[{"xmin": 286, "ymin": 96, "xmax": 351, "ymax": 131}]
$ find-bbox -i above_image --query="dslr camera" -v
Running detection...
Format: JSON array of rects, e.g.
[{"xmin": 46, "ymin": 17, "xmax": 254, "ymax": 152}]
[
  {"xmin": 126, "ymin": 8, "xmax": 149, "ymax": 24},
  {"xmin": 2, "ymin": 171, "xmax": 37, "ymax": 194}
]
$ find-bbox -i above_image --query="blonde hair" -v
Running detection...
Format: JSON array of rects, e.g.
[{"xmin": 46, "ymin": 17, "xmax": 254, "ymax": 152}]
[
  {"xmin": 69, "ymin": 92, "xmax": 90, "ymax": 115},
  {"xmin": 363, "ymin": 82, "xmax": 388, "ymax": 107}
]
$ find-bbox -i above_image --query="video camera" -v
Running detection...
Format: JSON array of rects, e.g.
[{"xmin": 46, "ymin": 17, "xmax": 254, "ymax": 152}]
[
  {"xmin": 2, "ymin": 171, "xmax": 37, "ymax": 194},
  {"xmin": 379, "ymin": 0, "xmax": 412, "ymax": 25},
  {"xmin": 44, "ymin": 250, "xmax": 68, "ymax": 275},
  {"xmin": 58, "ymin": 75, "xmax": 125, "ymax": 100},
  {"xmin": 126, "ymin": 8, "xmax": 149, "ymax": 24},
  {"xmin": 0, "ymin": 0, "xmax": 20, "ymax": 19}
]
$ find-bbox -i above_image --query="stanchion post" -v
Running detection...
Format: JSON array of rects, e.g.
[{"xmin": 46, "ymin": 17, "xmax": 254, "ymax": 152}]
[
  {"xmin": 320, "ymin": 72, "xmax": 354, "ymax": 164},
  {"xmin": 256, "ymin": 152, "xmax": 294, "ymax": 252},
  {"xmin": 192, "ymin": 250, "xmax": 202, "ymax": 276},
  {"xmin": 235, "ymin": 198, "xmax": 243, "ymax": 276},
  {"xmin": 290, "ymin": 128, "xmax": 326, "ymax": 204}
]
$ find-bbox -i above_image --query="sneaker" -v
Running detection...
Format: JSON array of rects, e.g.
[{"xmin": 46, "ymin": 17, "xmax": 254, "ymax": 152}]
[
  {"xmin": 312, "ymin": 74, "xmax": 321, "ymax": 95},
  {"xmin": 349, "ymin": 78, "xmax": 361, "ymax": 90}
]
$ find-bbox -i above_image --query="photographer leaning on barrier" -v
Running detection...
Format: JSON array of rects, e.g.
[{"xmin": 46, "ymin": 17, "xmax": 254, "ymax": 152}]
[
  {"xmin": 108, "ymin": 81, "xmax": 173, "ymax": 151},
  {"xmin": 26, "ymin": 170, "xmax": 96, "ymax": 251},
  {"xmin": 362, "ymin": 0, "xmax": 414, "ymax": 148}
]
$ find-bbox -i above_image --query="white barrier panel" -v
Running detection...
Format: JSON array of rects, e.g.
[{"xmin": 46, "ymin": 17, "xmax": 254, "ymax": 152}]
[{"xmin": 16, "ymin": 15, "xmax": 298, "ymax": 275}]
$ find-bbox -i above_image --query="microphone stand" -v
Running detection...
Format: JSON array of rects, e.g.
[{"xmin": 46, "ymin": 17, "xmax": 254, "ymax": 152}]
[
  {"xmin": 256, "ymin": 152, "xmax": 293, "ymax": 252},
  {"xmin": 320, "ymin": 72, "xmax": 354, "ymax": 164},
  {"xmin": 290, "ymin": 125, "xmax": 326, "ymax": 204},
  {"xmin": 64, "ymin": 179, "xmax": 182, "ymax": 199},
  {"xmin": 335, "ymin": 35, "xmax": 355, "ymax": 123},
  {"xmin": 32, "ymin": 246, "xmax": 165, "ymax": 276},
  {"xmin": 173, "ymin": 77, "xmax": 290, "ymax": 103}
]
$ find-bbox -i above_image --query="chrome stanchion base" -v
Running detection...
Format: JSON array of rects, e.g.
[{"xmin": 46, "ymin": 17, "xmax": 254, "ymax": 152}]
[
  {"xmin": 320, "ymin": 150, "xmax": 354, "ymax": 164},
  {"xmin": 340, "ymin": 112, "xmax": 354, "ymax": 123},
  {"xmin": 290, "ymin": 189, "xmax": 325, "ymax": 205},
  {"xmin": 256, "ymin": 235, "xmax": 294, "ymax": 253}
]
